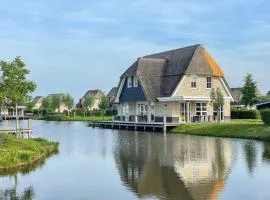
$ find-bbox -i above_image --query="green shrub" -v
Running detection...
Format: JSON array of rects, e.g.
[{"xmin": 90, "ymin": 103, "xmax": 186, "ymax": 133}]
[
  {"xmin": 231, "ymin": 109, "xmax": 261, "ymax": 119},
  {"xmin": 105, "ymin": 109, "xmax": 117, "ymax": 116},
  {"xmin": 260, "ymin": 109, "xmax": 270, "ymax": 125},
  {"xmin": 74, "ymin": 108, "xmax": 85, "ymax": 117},
  {"xmin": 44, "ymin": 113, "xmax": 65, "ymax": 121}
]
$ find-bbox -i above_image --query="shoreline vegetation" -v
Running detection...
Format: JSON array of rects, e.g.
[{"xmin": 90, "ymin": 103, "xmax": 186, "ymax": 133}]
[
  {"xmin": 172, "ymin": 119, "xmax": 270, "ymax": 141},
  {"xmin": 0, "ymin": 134, "xmax": 58, "ymax": 173}
]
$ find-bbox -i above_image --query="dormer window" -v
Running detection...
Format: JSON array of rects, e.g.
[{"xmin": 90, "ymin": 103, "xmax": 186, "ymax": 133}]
[
  {"xmin": 133, "ymin": 76, "xmax": 138, "ymax": 87},
  {"xmin": 127, "ymin": 76, "xmax": 132, "ymax": 88},
  {"xmin": 191, "ymin": 76, "xmax": 197, "ymax": 88},
  {"xmin": 207, "ymin": 76, "xmax": 212, "ymax": 89}
]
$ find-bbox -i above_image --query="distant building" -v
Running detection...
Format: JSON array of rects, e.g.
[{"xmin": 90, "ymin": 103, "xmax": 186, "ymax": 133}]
[
  {"xmin": 256, "ymin": 102, "xmax": 270, "ymax": 110},
  {"xmin": 231, "ymin": 87, "xmax": 261, "ymax": 109},
  {"xmin": 32, "ymin": 96, "xmax": 44, "ymax": 110},
  {"xmin": 106, "ymin": 87, "xmax": 117, "ymax": 108},
  {"xmin": 77, "ymin": 90, "xmax": 104, "ymax": 110},
  {"xmin": 267, "ymin": 91, "xmax": 270, "ymax": 96},
  {"xmin": 0, "ymin": 106, "xmax": 26, "ymax": 118},
  {"xmin": 48, "ymin": 93, "xmax": 68, "ymax": 113}
]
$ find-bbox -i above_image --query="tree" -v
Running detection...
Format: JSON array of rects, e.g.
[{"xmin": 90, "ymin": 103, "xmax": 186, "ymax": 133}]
[
  {"xmin": 42, "ymin": 96, "xmax": 52, "ymax": 113},
  {"xmin": 84, "ymin": 95, "xmax": 94, "ymax": 117},
  {"xmin": 0, "ymin": 57, "xmax": 36, "ymax": 129},
  {"xmin": 63, "ymin": 93, "xmax": 74, "ymax": 116},
  {"xmin": 210, "ymin": 88, "xmax": 224, "ymax": 122},
  {"xmin": 51, "ymin": 95, "xmax": 62, "ymax": 112},
  {"xmin": 98, "ymin": 95, "xmax": 109, "ymax": 120},
  {"xmin": 241, "ymin": 73, "xmax": 258, "ymax": 108}
]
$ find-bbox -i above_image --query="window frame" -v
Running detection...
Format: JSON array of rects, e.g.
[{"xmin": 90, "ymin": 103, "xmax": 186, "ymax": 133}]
[
  {"xmin": 127, "ymin": 76, "xmax": 132, "ymax": 88},
  {"xmin": 206, "ymin": 76, "xmax": 212, "ymax": 89},
  {"xmin": 133, "ymin": 76, "xmax": 138, "ymax": 87},
  {"xmin": 191, "ymin": 76, "xmax": 197, "ymax": 89},
  {"xmin": 195, "ymin": 102, "xmax": 207, "ymax": 116}
]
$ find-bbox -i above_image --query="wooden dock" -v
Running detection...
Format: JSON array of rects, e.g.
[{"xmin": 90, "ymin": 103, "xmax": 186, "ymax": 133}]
[
  {"xmin": 0, "ymin": 119, "xmax": 33, "ymax": 138},
  {"xmin": 90, "ymin": 121, "xmax": 183, "ymax": 132}
]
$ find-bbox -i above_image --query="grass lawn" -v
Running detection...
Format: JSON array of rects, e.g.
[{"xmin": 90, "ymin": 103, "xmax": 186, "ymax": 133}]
[
  {"xmin": 0, "ymin": 134, "xmax": 58, "ymax": 171},
  {"xmin": 172, "ymin": 119, "xmax": 270, "ymax": 141},
  {"xmin": 63, "ymin": 116, "xmax": 112, "ymax": 121}
]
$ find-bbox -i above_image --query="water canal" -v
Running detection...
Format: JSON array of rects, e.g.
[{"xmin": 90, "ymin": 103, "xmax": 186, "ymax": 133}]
[{"xmin": 0, "ymin": 120, "xmax": 270, "ymax": 200}]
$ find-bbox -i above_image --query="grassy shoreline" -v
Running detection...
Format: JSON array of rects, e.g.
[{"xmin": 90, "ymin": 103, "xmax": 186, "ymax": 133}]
[
  {"xmin": 0, "ymin": 134, "xmax": 58, "ymax": 171},
  {"xmin": 172, "ymin": 120, "xmax": 270, "ymax": 141}
]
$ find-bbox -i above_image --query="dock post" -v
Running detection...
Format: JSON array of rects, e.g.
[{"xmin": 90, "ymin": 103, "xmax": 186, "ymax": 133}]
[
  {"xmin": 163, "ymin": 116, "xmax": 167, "ymax": 133},
  {"xmin": 28, "ymin": 119, "xmax": 32, "ymax": 138},
  {"xmin": 135, "ymin": 116, "xmax": 138, "ymax": 131}
]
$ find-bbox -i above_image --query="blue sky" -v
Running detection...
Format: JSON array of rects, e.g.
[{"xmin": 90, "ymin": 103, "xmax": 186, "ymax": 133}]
[{"xmin": 0, "ymin": 0, "xmax": 270, "ymax": 101}]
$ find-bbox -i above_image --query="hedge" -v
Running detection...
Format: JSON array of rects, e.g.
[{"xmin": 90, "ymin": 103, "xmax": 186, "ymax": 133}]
[
  {"xmin": 260, "ymin": 109, "xmax": 270, "ymax": 125},
  {"xmin": 44, "ymin": 113, "xmax": 65, "ymax": 121},
  {"xmin": 231, "ymin": 109, "xmax": 261, "ymax": 119}
]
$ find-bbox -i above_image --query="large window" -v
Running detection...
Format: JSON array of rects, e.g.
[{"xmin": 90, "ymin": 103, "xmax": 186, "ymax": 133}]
[
  {"xmin": 133, "ymin": 76, "xmax": 138, "ymax": 87},
  {"xmin": 196, "ymin": 103, "xmax": 207, "ymax": 116},
  {"xmin": 206, "ymin": 76, "xmax": 212, "ymax": 89},
  {"xmin": 127, "ymin": 76, "xmax": 132, "ymax": 88},
  {"xmin": 191, "ymin": 76, "xmax": 197, "ymax": 88}
]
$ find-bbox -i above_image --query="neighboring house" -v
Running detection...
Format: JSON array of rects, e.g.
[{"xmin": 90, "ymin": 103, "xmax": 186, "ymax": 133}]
[
  {"xmin": 77, "ymin": 89, "xmax": 104, "ymax": 110},
  {"xmin": 230, "ymin": 88, "xmax": 244, "ymax": 109},
  {"xmin": 106, "ymin": 87, "xmax": 117, "ymax": 108},
  {"xmin": 231, "ymin": 87, "xmax": 261, "ymax": 109},
  {"xmin": 256, "ymin": 102, "xmax": 270, "ymax": 110},
  {"xmin": 48, "ymin": 93, "xmax": 68, "ymax": 113},
  {"xmin": 267, "ymin": 91, "xmax": 270, "ymax": 96},
  {"xmin": 114, "ymin": 44, "xmax": 234, "ymax": 123},
  {"xmin": 0, "ymin": 106, "xmax": 26, "ymax": 118},
  {"xmin": 32, "ymin": 96, "xmax": 44, "ymax": 109}
]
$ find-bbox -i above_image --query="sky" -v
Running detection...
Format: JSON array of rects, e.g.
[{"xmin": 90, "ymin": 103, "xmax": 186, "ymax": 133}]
[{"xmin": 0, "ymin": 0, "xmax": 270, "ymax": 101}]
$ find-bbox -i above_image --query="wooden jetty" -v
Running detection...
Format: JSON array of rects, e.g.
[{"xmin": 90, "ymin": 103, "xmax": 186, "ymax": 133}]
[
  {"xmin": 0, "ymin": 119, "xmax": 33, "ymax": 138},
  {"xmin": 90, "ymin": 120, "xmax": 183, "ymax": 132}
]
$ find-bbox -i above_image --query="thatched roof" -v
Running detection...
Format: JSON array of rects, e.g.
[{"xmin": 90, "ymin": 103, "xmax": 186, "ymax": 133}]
[
  {"xmin": 82, "ymin": 89, "xmax": 104, "ymax": 99},
  {"xmin": 106, "ymin": 87, "xmax": 117, "ymax": 99},
  {"xmin": 119, "ymin": 44, "xmax": 227, "ymax": 102},
  {"xmin": 32, "ymin": 96, "xmax": 44, "ymax": 104}
]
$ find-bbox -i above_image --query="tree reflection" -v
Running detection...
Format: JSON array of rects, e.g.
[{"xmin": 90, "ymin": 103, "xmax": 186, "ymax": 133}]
[
  {"xmin": 262, "ymin": 142, "xmax": 270, "ymax": 164},
  {"xmin": 114, "ymin": 132, "xmax": 235, "ymax": 200},
  {"xmin": 243, "ymin": 141, "xmax": 256, "ymax": 175},
  {"xmin": 0, "ymin": 187, "xmax": 34, "ymax": 200}
]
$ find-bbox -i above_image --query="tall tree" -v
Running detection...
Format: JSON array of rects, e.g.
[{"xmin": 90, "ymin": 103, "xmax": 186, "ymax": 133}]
[
  {"xmin": 98, "ymin": 95, "xmax": 109, "ymax": 120},
  {"xmin": 84, "ymin": 95, "xmax": 94, "ymax": 117},
  {"xmin": 63, "ymin": 93, "xmax": 74, "ymax": 116},
  {"xmin": 51, "ymin": 95, "xmax": 62, "ymax": 112},
  {"xmin": 42, "ymin": 96, "xmax": 52, "ymax": 112},
  {"xmin": 241, "ymin": 73, "xmax": 258, "ymax": 108},
  {"xmin": 210, "ymin": 88, "xmax": 224, "ymax": 122},
  {"xmin": 0, "ymin": 57, "xmax": 36, "ymax": 129}
]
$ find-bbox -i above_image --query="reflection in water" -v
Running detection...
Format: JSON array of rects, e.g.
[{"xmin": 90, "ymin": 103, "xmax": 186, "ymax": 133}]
[
  {"xmin": 262, "ymin": 142, "xmax": 270, "ymax": 164},
  {"xmin": 114, "ymin": 133, "xmax": 235, "ymax": 200},
  {"xmin": 243, "ymin": 141, "xmax": 256, "ymax": 175},
  {"xmin": 0, "ymin": 187, "xmax": 34, "ymax": 200}
]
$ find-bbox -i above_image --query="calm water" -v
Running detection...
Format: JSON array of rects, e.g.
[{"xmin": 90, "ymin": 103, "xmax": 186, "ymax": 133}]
[{"xmin": 1, "ymin": 120, "xmax": 270, "ymax": 200}]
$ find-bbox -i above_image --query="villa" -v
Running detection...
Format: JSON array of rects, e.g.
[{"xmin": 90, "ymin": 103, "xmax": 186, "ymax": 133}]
[
  {"xmin": 77, "ymin": 89, "xmax": 104, "ymax": 110},
  {"xmin": 114, "ymin": 44, "xmax": 234, "ymax": 123}
]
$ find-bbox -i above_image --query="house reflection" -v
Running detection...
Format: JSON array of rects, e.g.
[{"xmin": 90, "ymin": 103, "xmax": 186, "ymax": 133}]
[{"xmin": 114, "ymin": 132, "xmax": 235, "ymax": 200}]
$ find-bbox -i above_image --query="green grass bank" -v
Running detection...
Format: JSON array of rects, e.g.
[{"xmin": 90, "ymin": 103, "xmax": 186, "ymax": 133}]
[
  {"xmin": 172, "ymin": 120, "xmax": 270, "ymax": 141},
  {"xmin": 0, "ymin": 134, "xmax": 58, "ymax": 171}
]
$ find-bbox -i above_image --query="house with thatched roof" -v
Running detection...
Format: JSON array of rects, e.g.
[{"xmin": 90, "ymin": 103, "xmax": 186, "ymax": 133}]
[
  {"xmin": 106, "ymin": 87, "xmax": 117, "ymax": 108},
  {"xmin": 32, "ymin": 96, "xmax": 44, "ymax": 110},
  {"xmin": 77, "ymin": 89, "xmax": 104, "ymax": 110},
  {"xmin": 114, "ymin": 44, "xmax": 234, "ymax": 123}
]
